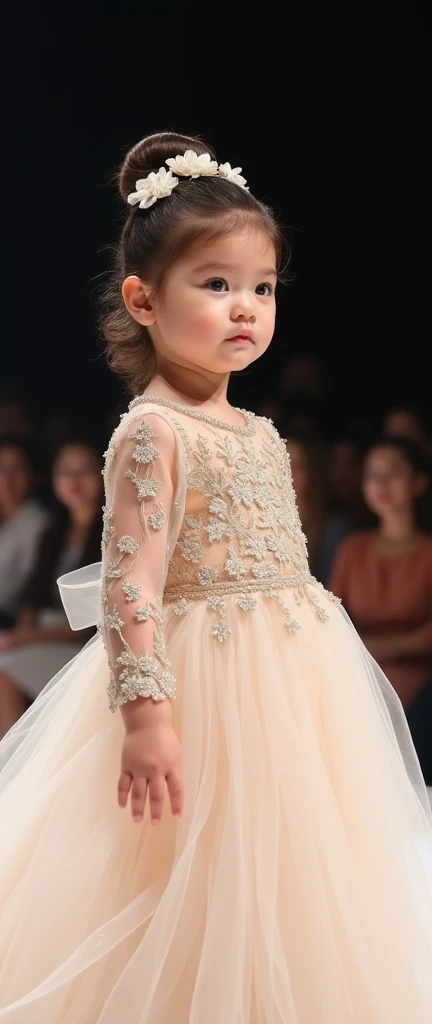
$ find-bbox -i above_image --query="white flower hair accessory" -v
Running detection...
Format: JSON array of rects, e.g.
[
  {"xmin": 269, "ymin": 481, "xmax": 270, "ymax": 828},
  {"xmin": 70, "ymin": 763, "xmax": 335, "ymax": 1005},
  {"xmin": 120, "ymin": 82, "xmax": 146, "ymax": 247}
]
[
  {"xmin": 127, "ymin": 167, "xmax": 179, "ymax": 210},
  {"xmin": 166, "ymin": 150, "xmax": 218, "ymax": 178},
  {"xmin": 127, "ymin": 151, "xmax": 248, "ymax": 209},
  {"xmin": 217, "ymin": 163, "xmax": 247, "ymax": 187}
]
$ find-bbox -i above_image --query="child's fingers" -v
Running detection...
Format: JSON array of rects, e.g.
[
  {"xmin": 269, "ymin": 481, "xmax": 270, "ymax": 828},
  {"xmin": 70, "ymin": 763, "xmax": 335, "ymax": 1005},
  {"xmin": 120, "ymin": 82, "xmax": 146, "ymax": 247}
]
[
  {"xmin": 166, "ymin": 769, "xmax": 184, "ymax": 818},
  {"xmin": 131, "ymin": 777, "xmax": 148, "ymax": 823},
  {"xmin": 117, "ymin": 770, "xmax": 132, "ymax": 808},
  {"xmin": 148, "ymin": 776, "xmax": 165, "ymax": 825}
]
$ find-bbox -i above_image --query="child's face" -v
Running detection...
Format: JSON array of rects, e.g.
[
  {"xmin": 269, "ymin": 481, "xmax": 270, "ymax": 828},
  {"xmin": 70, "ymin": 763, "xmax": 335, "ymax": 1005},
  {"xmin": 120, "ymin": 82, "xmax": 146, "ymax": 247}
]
[{"xmin": 148, "ymin": 229, "xmax": 277, "ymax": 375}]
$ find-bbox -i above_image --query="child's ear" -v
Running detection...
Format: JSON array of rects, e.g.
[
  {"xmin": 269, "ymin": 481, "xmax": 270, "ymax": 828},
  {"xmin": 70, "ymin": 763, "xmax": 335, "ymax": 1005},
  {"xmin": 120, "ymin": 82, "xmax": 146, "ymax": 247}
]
[{"xmin": 122, "ymin": 276, "xmax": 156, "ymax": 326}]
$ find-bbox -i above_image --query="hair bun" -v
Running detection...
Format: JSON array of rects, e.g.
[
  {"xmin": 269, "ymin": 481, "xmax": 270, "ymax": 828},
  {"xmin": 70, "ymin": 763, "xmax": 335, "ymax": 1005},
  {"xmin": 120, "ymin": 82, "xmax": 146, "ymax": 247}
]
[{"xmin": 119, "ymin": 131, "xmax": 217, "ymax": 202}]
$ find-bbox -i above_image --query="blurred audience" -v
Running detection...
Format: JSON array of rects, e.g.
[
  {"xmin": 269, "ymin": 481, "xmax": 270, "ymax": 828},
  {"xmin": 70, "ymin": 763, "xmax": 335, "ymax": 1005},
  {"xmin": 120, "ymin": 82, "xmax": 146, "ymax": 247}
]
[
  {"xmin": 285, "ymin": 431, "xmax": 353, "ymax": 586},
  {"xmin": 0, "ymin": 438, "xmax": 50, "ymax": 628},
  {"xmin": 330, "ymin": 436, "xmax": 432, "ymax": 782},
  {"xmin": 0, "ymin": 438, "xmax": 103, "ymax": 735},
  {"xmin": 382, "ymin": 401, "xmax": 432, "ymax": 532}
]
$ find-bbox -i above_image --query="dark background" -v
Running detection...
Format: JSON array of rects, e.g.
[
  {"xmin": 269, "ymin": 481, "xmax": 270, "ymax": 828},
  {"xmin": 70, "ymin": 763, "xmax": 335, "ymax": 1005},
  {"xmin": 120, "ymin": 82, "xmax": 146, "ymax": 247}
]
[{"xmin": 4, "ymin": 4, "xmax": 430, "ymax": 423}]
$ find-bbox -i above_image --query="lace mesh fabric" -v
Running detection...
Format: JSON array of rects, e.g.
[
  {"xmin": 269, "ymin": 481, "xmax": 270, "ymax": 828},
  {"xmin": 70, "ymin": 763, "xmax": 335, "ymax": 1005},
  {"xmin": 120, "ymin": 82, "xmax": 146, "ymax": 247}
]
[{"xmin": 101, "ymin": 400, "xmax": 339, "ymax": 712}]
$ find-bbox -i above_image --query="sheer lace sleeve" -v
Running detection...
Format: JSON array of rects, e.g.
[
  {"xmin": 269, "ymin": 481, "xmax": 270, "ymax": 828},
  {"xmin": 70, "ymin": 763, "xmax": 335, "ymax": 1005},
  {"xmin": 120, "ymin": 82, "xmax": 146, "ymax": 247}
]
[{"xmin": 101, "ymin": 414, "xmax": 178, "ymax": 712}]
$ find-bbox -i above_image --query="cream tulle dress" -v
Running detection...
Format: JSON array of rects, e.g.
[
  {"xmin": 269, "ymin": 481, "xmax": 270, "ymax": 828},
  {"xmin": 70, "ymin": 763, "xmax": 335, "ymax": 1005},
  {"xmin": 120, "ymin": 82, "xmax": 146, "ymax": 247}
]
[{"xmin": 0, "ymin": 396, "xmax": 432, "ymax": 1024}]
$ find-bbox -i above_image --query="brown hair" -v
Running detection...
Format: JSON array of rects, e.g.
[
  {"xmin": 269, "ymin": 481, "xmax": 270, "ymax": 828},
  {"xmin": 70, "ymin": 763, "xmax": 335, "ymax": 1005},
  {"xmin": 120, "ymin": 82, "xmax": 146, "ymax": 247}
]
[{"xmin": 100, "ymin": 131, "xmax": 287, "ymax": 396}]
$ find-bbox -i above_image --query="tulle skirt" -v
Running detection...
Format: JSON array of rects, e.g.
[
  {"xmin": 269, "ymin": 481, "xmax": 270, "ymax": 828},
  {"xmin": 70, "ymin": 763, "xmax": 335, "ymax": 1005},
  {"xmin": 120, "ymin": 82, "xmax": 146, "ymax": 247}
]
[{"xmin": 0, "ymin": 590, "xmax": 432, "ymax": 1023}]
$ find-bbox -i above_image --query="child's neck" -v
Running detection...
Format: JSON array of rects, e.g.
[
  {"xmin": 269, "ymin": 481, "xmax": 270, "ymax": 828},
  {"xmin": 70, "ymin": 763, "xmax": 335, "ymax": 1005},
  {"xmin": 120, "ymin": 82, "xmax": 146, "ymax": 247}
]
[{"xmin": 147, "ymin": 369, "xmax": 231, "ymax": 409}]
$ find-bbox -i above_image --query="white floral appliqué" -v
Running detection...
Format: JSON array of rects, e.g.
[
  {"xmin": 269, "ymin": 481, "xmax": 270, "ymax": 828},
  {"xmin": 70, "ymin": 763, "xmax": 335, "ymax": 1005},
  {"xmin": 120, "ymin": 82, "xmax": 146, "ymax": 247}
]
[
  {"xmin": 166, "ymin": 150, "xmax": 218, "ymax": 178},
  {"xmin": 127, "ymin": 167, "xmax": 179, "ymax": 209}
]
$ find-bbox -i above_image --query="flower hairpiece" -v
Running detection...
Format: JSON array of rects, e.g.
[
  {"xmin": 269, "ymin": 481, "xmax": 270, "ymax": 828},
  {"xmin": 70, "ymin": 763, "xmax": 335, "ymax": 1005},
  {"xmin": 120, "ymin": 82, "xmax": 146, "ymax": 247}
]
[{"xmin": 127, "ymin": 150, "xmax": 248, "ymax": 209}]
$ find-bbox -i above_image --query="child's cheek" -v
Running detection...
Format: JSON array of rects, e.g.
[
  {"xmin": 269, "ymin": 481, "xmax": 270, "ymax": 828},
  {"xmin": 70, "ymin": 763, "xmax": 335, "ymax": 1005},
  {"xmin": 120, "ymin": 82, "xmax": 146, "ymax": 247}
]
[{"xmin": 186, "ymin": 311, "xmax": 222, "ymax": 344}]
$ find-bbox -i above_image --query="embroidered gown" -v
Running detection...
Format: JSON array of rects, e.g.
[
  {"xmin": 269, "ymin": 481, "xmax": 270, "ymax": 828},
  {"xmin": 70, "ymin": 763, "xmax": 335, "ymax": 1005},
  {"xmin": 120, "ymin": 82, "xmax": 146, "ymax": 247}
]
[{"xmin": 0, "ymin": 397, "xmax": 431, "ymax": 1024}]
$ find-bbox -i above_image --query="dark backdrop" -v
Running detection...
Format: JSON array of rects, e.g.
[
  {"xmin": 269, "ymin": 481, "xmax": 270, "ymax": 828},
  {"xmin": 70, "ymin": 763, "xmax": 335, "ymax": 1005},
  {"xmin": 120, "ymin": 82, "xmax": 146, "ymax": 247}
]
[{"xmin": 4, "ymin": 4, "xmax": 430, "ymax": 422}]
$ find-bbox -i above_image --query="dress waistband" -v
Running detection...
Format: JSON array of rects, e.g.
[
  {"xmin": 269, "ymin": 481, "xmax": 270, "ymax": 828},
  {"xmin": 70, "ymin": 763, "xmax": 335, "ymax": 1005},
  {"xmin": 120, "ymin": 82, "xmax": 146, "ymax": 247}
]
[
  {"xmin": 163, "ymin": 571, "xmax": 312, "ymax": 604},
  {"xmin": 56, "ymin": 562, "xmax": 316, "ymax": 631}
]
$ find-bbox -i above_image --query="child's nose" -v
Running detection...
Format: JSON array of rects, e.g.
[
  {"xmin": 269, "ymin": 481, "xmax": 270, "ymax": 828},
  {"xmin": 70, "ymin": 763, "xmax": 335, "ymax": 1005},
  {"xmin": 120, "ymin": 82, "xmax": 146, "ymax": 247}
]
[{"xmin": 230, "ymin": 295, "xmax": 256, "ymax": 322}]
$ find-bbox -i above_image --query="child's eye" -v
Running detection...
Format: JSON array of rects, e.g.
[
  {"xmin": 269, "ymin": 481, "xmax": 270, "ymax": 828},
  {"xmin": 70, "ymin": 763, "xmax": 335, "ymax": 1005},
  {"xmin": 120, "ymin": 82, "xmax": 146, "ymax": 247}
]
[
  {"xmin": 207, "ymin": 279, "xmax": 228, "ymax": 292},
  {"xmin": 256, "ymin": 283, "xmax": 273, "ymax": 296}
]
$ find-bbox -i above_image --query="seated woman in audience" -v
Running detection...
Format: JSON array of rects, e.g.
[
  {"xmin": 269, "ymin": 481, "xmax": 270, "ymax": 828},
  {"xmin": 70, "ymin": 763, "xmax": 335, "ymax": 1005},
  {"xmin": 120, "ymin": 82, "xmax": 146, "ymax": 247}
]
[
  {"xmin": 0, "ymin": 437, "xmax": 50, "ymax": 628},
  {"xmin": 0, "ymin": 437, "xmax": 103, "ymax": 735},
  {"xmin": 330, "ymin": 436, "xmax": 432, "ymax": 782},
  {"xmin": 383, "ymin": 403, "xmax": 432, "ymax": 530},
  {"xmin": 285, "ymin": 430, "xmax": 353, "ymax": 586}
]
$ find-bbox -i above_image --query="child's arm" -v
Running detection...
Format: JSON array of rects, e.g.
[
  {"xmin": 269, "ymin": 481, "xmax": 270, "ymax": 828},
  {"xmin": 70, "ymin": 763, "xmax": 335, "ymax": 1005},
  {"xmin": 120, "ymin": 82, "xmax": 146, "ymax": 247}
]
[{"xmin": 103, "ymin": 413, "xmax": 183, "ymax": 823}]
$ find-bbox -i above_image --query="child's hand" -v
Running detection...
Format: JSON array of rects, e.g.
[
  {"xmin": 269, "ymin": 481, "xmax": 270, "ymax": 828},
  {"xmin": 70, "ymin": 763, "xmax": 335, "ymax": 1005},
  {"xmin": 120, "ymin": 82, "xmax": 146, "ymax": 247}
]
[{"xmin": 118, "ymin": 724, "xmax": 183, "ymax": 825}]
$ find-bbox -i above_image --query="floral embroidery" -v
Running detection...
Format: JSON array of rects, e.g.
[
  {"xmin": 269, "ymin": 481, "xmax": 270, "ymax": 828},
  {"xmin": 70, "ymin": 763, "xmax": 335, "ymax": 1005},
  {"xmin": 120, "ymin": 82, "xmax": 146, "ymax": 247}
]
[
  {"xmin": 132, "ymin": 441, "xmax": 159, "ymax": 465},
  {"xmin": 207, "ymin": 595, "xmax": 226, "ymax": 614},
  {"xmin": 179, "ymin": 533, "xmax": 203, "ymax": 563},
  {"xmin": 125, "ymin": 472, "xmax": 162, "ymax": 500},
  {"xmin": 208, "ymin": 497, "xmax": 228, "ymax": 518},
  {"xmin": 148, "ymin": 503, "xmax": 167, "ymax": 531},
  {"xmin": 136, "ymin": 606, "xmax": 151, "ymax": 622},
  {"xmin": 241, "ymin": 535, "xmax": 268, "ymax": 560},
  {"xmin": 122, "ymin": 581, "xmax": 143, "ymax": 602},
  {"xmin": 163, "ymin": 415, "xmax": 333, "ymax": 638},
  {"xmin": 197, "ymin": 566, "xmax": 219, "ymax": 586},
  {"xmin": 101, "ymin": 417, "xmax": 176, "ymax": 712},
  {"xmin": 225, "ymin": 548, "xmax": 247, "ymax": 580},
  {"xmin": 205, "ymin": 518, "xmax": 231, "ymax": 543},
  {"xmin": 117, "ymin": 535, "xmax": 139, "ymax": 555},
  {"xmin": 101, "ymin": 402, "xmax": 335, "ymax": 712},
  {"xmin": 102, "ymin": 507, "xmax": 115, "ymax": 547},
  {"xmin": 212, "ymin": 621, "xmax": 232, "ymax": 643},
  {"xmin": 237, "ymin": 594, "xmax": 257, "ymax": 612},
  {"xmin": 106, "ymin": 609, "xmax": 124, "ymax": 631},
  {"xmin": 130, "ymin": 420, "xmax": 155, "ymax": 442},
  {"xmin": 251, "ymin": 563, "xmax": 279, "ymax": 580}
]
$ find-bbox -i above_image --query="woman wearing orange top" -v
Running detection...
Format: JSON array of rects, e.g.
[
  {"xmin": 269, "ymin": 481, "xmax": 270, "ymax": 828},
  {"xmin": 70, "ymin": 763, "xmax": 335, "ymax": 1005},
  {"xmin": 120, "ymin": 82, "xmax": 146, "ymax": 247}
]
[{"xmin": 330, "ymin": 436, "xmax": 432, "ymax": 782}]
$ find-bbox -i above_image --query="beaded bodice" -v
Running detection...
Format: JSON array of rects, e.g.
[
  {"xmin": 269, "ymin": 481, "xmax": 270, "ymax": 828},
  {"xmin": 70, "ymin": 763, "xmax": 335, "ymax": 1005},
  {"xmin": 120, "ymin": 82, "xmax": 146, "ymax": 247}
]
[
  {"xmin": 167, "ymin": 411, "xmax": 308, "ymax": 582},
  {"xmin": 101, "ymin": 398, "xmax": 335, "ymax": 711}
]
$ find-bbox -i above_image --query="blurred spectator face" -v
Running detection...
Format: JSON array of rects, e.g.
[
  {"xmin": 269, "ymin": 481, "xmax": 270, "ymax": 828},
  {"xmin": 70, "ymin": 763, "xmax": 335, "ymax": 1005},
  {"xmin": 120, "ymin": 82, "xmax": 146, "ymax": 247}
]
[
  {"xmin": 0, "ymin": 445, "xmax": 35, "ymax": 510},
  {"xmin": 285, "ymin": 439, "xmax": 310, "ymax": 502},
  {"xmin": 53, "ymin": 444, "xmax": 102, "ymax": 510},
  {"xmin": 383, "ymin": 408, "xmax": 426, "ymax": 446},
  {"xmin": 363, "ymin": 445, "xmax": 426, "ymax": 518},
  {"xmin": 329, "ymin": 441, "xmax": 362, "ymax": 503},
  {"xmin": 280, "ymin": 356, "xmax": 329, "ymax": 401}
]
